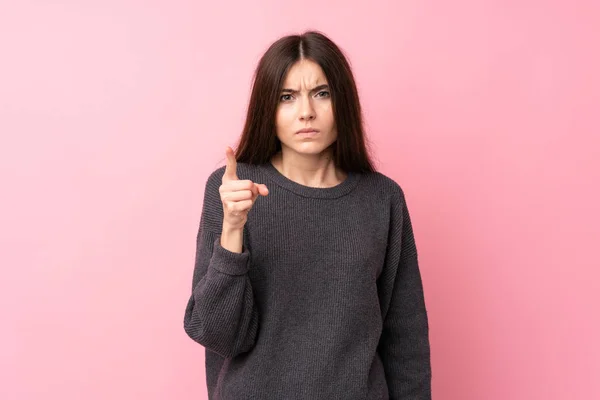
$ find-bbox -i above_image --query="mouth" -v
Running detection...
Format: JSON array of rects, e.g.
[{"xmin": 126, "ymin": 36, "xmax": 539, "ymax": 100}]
[{"xmin": 296, "ymin": 128, "xmax": 320, "ymax": 137}]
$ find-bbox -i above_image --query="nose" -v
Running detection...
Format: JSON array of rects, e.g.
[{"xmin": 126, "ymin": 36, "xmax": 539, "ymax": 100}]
[
  {"xmin": 299, "ymin": 96, "xmax": 316, "ymax": 121},
  {"xmin": 300, "ymin": 112, "xmax": 315, "ymax": 121}
]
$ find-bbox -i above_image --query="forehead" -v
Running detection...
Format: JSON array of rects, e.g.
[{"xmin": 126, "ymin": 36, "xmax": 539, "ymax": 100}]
[{"xmin": 282, "ymin": 59, "xmax": 327, "ymax": 86}]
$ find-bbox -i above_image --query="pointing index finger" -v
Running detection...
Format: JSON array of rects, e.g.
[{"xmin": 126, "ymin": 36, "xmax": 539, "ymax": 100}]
[{"xmin": 223, "ymin": 146, "xmax": 238, "ymax": 181}]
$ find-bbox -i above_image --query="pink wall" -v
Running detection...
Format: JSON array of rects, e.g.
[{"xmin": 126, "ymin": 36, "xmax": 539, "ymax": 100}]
[{"xmin": 1, "ymin": 1, "xmax": 598, "ymax": 399}]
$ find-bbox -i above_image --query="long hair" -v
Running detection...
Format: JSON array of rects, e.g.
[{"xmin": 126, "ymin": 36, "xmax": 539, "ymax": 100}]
[{"xmin": 234, "ymin": 30, "xmax": 377, "ymax": 174}]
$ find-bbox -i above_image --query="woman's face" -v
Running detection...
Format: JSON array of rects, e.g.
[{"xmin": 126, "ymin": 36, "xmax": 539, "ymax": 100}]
[{"xmin": 275, "ymin": 59, "xmax": 337, "ymax": 156}]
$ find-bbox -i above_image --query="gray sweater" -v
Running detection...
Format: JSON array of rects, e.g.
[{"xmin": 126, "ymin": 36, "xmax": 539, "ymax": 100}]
[{"xmin": 183, "ymin": 161, "xmax": 431, "ymax": 399}]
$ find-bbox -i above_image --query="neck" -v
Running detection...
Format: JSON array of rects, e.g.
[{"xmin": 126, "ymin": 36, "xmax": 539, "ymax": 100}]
[{"xmin": 271, "ymin": 148, "xmax": 347, "ymax": 188}]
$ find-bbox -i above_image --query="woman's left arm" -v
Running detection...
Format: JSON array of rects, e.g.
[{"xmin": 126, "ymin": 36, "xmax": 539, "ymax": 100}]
[{"xmin": 378, "ymin": 189, "xmax": 432, "ymax": 399}]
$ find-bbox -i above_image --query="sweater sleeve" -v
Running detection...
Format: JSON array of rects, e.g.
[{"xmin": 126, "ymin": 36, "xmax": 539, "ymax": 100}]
[
  {"xmin": 183, "ymin": 170, "xmax": 260, "ymax": 358},
  {"xmin": 378, "ymin": 188, "xmax": 432, "ymax": 399}
]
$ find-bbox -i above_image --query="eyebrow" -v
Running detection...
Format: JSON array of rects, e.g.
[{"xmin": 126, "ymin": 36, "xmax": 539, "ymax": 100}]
[{"xmin": 281, "ymin": 84, "xmax": 330, "ymax": 95}]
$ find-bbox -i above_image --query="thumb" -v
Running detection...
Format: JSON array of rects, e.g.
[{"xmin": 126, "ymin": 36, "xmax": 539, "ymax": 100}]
[
  {"xmin": 252, "ymin": 183, "xmax": 269, "ymax": 201},
  {"xmin": 257, "ymin": 183, "xmax": 269, "ymax": 196}
]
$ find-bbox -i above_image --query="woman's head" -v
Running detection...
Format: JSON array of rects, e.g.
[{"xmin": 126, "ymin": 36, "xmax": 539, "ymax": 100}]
[{"xmin": 235, "ymin": 30, "xmax": 377, "ymax": 173}]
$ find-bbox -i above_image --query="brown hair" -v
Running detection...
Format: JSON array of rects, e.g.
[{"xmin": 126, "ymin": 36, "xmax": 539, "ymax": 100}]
[{"xmin": 234, "ymin": 30, "xmax": 377, "ymax": 174}]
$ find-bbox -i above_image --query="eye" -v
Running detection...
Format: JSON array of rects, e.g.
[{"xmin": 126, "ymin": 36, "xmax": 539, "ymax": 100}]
[
  {"xmin": 316, "ymin": 90, "xmax": 330, "ymax": 98},
  {"xmin": 280, "ymin": 94, "xmax": 293, "ymax": 102}
]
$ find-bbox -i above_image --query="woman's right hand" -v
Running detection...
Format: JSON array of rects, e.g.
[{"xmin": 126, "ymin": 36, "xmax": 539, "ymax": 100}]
[{"xmin": 220, "ymin": 146, "xmax": 269, "ymax": 231}]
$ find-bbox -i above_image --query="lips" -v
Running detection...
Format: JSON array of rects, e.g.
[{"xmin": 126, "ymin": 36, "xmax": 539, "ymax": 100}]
[
  {"xmin": 296, "ymin": 128, "xmax": 320, "ymax": 134},
  {"xmin": 296, "ymin": 130, "xmax": 319, "ymax": 138}
]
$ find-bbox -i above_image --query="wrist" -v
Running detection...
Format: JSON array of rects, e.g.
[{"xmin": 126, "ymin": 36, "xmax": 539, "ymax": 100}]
[
  {"xmin": 220, "ymin": 222, "xmax": 244, "ymax": 254},
  {"xmin": 222, "ymin": 222, "xmax": 244, "ymax": 234}
]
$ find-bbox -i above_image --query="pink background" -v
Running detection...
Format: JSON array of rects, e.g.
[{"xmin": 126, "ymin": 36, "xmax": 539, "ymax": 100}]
[{"xmin": 1, "ymin": 1, "xmax": 598, "ymax": 399}]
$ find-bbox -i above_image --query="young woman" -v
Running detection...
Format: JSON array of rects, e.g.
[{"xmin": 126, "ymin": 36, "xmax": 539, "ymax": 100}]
[{"xmin": 184, "ymin": 30, "xmax": 432, "ymax": 399}]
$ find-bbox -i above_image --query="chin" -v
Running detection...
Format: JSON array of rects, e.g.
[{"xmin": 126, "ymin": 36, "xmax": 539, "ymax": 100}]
[
  {"xmin": 292, "ymin": 144, "xmax": 334, "ymax": 155},
  {"xmin": 280, "ymin": 136, "xmax": 336, "ymax": 154}
]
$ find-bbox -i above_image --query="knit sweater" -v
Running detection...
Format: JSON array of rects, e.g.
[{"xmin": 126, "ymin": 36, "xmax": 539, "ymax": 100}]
[{"xmin": 183, "ymin": 161, "xmax": 432, "ymax": 400}]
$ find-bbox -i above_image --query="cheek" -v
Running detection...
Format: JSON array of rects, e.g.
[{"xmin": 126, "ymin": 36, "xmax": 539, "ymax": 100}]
[
  {"xmin": 318, "ymin": 103, "xmax": 335, "ymax": 125},
  {"xmin": 276, "ymin": 106, "xmax": 295, "ymax": 127}
]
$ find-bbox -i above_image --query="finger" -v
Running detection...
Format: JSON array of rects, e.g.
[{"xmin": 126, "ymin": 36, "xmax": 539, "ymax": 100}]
[
  {"xmin": 230, "ymin": 199, "xmax": 253, "ymax": 213},
  {"xmin": 220, "ymin": 180, "xmax": 255, "ymax": 192},
  {"xmin": 223, "ymin": 146, "xmax": 238, "ymax": 181},
  {"xmin": 223, "ymin": 190, "xmax": 253, "ymax": 201}
]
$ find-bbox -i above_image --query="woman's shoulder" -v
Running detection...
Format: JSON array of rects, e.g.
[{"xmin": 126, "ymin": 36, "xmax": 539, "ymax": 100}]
[{"xmin": 359, "ymin": 169, "xmax": 406, "ymax": 199}]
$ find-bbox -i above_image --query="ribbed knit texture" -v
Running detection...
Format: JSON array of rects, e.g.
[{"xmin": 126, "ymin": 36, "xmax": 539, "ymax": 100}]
[{"xmin": 183, "ymin": 161, "xmax": 431, "ymax": 400}]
